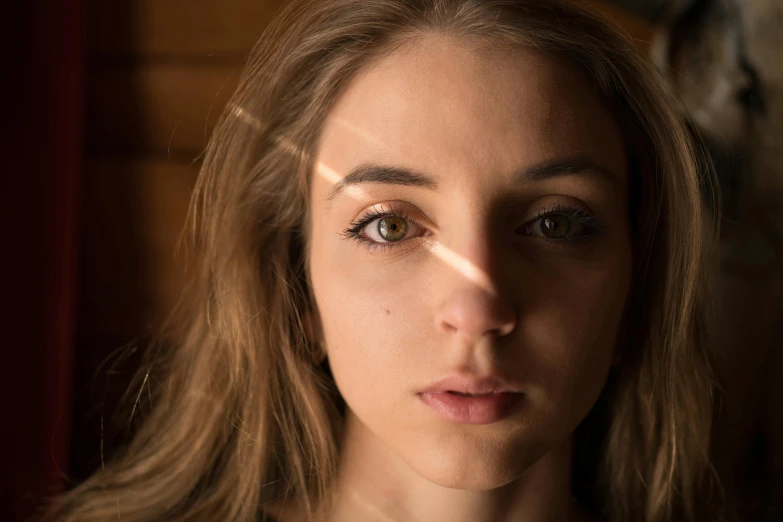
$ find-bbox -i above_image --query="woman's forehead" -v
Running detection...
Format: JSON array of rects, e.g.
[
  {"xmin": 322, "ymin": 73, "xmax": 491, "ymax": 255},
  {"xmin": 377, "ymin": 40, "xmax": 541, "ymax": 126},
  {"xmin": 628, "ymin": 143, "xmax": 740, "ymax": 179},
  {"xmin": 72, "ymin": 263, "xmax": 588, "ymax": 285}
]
[{"xmin": 315, "ymin": 34, "xmax": 628, "ymax": 198}]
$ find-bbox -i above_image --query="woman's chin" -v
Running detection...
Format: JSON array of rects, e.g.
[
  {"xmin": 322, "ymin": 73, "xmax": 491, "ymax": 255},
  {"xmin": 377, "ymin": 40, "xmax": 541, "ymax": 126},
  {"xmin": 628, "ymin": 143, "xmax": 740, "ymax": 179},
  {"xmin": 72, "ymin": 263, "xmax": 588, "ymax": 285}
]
[
  {"xmin": 429, "ymin": 471, "xmax": 521, "ymax": 491},
  {"xmin": 400, "ymin": 435, "xmax": 545, "ymax": 491}
]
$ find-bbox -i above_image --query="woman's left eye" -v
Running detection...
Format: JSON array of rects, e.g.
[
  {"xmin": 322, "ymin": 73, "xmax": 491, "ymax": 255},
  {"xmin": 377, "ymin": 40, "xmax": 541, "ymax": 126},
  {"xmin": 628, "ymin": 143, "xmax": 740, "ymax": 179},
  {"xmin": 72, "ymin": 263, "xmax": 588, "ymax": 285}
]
[
  {"xmin": 340, "ymin": 202, "xmax": 605, "ymax": 253},
  {"xmin": 521, "ymin": 202, "xmax": 605, "ymax": 243}
]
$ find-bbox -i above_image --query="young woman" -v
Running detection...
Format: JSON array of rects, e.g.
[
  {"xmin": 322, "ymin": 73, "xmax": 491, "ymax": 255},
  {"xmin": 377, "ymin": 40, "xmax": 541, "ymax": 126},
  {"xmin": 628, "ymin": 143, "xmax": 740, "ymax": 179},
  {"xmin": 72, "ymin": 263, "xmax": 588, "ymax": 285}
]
[{"xmin": 43, "ymin": 0, "xmax": 726, "ymax": 520}]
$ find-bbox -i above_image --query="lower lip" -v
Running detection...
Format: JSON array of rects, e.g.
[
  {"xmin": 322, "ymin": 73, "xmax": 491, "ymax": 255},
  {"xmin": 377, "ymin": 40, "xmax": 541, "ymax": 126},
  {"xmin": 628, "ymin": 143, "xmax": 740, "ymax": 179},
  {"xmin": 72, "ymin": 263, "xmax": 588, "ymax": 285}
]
[{"xmin": 418, "ymin": 391, "xmax": 523, "ymax": 425}]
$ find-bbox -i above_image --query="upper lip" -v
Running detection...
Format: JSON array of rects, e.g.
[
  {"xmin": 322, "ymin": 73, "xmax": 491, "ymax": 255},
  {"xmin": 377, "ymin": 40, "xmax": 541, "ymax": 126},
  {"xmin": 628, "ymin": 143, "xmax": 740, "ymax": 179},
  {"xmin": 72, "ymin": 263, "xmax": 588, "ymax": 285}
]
[{"xmin": 419, "ymin": 374, "xmax": 524, "ymax": 395}]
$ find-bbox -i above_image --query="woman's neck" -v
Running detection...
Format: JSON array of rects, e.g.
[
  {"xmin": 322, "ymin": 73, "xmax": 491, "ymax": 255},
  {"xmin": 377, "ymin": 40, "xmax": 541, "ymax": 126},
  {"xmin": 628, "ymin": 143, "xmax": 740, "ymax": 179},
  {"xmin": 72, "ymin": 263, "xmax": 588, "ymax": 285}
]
[{"xmin": 322, "ymin": 410, "xmax": 593, "ymax": 522}]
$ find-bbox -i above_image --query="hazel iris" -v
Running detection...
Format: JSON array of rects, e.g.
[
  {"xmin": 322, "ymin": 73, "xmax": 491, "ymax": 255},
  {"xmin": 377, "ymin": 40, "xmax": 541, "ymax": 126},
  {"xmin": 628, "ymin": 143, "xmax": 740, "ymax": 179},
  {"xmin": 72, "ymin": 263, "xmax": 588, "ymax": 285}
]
[{"xmin": 378, "ymin": 216, "xmax": 408, "ymax": 242}]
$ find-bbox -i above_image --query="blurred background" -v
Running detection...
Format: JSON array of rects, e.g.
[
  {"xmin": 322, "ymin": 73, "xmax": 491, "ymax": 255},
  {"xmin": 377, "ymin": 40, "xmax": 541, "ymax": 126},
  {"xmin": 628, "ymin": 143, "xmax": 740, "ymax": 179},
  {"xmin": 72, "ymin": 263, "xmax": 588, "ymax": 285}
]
[{"xmin": 1, "ymin": 1, "xmax": 780, "ymax": 521}]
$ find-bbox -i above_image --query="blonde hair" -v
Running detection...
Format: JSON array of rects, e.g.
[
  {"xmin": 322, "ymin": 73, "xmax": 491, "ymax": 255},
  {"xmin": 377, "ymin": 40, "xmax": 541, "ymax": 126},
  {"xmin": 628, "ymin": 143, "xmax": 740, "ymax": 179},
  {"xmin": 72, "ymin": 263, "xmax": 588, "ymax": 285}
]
[{"xmin": 43, "ymin": 0, "xmax": 725, "ymax": 520}]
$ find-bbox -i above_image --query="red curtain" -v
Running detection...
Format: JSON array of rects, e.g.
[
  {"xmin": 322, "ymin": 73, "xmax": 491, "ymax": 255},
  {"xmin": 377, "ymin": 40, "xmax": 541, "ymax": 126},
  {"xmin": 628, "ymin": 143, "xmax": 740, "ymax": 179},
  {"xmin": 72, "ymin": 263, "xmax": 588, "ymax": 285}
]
[{"xmin": 1, "ymin": 0, "xmax": 85, "ymax": 520}]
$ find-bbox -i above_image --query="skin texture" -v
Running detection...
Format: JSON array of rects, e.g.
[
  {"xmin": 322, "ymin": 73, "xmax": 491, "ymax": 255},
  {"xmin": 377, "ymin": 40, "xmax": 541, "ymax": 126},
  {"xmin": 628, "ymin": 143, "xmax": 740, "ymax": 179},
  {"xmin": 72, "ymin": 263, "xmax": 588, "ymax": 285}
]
[{"xmin": 306, "ymin": 34, "xmax": 632, "ymax": 522}]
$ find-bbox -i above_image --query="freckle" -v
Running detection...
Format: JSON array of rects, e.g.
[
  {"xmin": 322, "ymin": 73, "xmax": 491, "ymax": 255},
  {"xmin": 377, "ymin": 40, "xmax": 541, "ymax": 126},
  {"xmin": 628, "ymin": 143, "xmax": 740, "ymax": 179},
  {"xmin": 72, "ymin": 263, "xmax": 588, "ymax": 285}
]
[{"xmin": 385, "ymin": 308, "xmax": 391, "ymax": 315}]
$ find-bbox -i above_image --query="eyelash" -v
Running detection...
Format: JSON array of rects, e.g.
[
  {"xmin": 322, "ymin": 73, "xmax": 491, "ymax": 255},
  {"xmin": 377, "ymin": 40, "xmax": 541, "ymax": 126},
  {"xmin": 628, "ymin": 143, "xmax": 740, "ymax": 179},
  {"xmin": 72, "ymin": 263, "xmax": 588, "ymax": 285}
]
[{"xmin": 339, "ymin": 201, "xmax": 605, "ymax": 253}]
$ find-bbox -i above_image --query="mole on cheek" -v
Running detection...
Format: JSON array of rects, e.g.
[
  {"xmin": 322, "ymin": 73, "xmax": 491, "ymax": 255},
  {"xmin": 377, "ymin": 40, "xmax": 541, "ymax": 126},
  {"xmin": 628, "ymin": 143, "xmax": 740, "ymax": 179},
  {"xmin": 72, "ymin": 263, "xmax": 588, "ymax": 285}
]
[{"xmin": 384, "ymin": 308, "xmax": 391, "ymax": 315}]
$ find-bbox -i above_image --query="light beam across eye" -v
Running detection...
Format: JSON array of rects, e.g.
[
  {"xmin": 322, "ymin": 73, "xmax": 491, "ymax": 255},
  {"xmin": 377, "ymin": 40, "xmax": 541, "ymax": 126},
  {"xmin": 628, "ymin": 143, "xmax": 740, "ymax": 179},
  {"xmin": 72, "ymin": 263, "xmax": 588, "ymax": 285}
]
[{"xmin": 262, "ymin": 115, "xmax": 501, "ymax": 299}]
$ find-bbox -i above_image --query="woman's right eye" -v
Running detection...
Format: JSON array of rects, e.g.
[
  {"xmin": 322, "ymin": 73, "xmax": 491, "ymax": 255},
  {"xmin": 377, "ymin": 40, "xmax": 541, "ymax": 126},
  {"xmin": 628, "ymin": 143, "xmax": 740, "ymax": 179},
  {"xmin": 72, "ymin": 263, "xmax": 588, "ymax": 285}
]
[{"xmin": 340, "ymin": 207, "xmax": 427, "ymax": 252}]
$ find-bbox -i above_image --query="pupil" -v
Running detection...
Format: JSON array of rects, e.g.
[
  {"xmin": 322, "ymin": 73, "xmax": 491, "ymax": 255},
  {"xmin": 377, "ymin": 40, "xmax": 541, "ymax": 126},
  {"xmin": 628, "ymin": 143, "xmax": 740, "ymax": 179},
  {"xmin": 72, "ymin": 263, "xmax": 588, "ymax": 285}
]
[
  {"xmin": 379, "ymin": 217, "xmax": 407, "ymax": 241},
  {"xmin": 544, "ymin": 215, "xmax": 570, "ymax": 238}
]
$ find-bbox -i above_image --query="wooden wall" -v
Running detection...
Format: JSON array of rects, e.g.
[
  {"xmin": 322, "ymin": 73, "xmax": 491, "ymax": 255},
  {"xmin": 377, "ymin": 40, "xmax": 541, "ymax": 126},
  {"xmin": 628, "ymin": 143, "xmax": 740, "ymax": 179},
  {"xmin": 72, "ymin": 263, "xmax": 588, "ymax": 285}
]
[
  {"xmin": 81, "ymin": 0, "xmax": 285, "ymax": 346},
  {"xmin": 72, "ymin": 0, "xmax": 287, "ymax": 481},
  {"xmin": 71, "ymin": 0, "xmax": 653, "ymax": 481}
]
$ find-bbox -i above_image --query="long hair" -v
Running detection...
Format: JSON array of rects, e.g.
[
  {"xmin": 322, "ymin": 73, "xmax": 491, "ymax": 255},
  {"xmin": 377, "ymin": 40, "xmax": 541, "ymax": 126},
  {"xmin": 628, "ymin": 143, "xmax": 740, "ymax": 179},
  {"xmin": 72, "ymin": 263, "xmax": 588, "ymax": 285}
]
[{"xmin": 42, "ymin": 1, "xmax": 724, "ymax": 520}]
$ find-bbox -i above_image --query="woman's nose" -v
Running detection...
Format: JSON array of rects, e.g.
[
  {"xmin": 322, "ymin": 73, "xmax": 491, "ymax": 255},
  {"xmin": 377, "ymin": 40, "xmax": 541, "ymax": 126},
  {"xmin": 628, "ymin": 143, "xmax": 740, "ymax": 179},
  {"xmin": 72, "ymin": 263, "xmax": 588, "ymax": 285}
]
[
  {"xmin": 434, "ymin": 285, "xmax": 517, "ymax": 340},
  {"xmin": 429, "ymin": 237, "xmax": 517, "ymax": 341}
]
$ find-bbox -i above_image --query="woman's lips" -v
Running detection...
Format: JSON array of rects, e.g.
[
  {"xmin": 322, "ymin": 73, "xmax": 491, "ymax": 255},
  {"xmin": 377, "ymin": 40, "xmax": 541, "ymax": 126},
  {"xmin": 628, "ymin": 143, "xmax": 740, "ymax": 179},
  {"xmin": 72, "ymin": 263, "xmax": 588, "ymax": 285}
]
[{"xmin": 418, "ymin": 390, "xmax": 523, "ymax": 425}]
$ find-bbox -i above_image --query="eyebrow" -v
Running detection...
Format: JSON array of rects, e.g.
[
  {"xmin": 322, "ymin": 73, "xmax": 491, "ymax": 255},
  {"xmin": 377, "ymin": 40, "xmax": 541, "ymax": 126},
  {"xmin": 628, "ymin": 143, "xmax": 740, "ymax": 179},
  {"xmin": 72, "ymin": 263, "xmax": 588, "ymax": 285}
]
[{"xmin": 325, "ymin": 156, "xmax": 621, "ymax": 201}]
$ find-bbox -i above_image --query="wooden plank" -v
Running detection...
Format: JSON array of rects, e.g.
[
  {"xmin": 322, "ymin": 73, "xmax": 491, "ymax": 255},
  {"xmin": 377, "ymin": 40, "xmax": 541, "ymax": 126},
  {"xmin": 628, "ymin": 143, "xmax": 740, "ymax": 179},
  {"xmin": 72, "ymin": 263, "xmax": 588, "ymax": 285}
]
[
  {"xmin": 88, "ymin": 0, "xmax": 287, "ymax": 57},
  {"xmin": 78, "ymin": 157, "xmax": 200, "ymax": 342},
  {"xmin": 86, "ymin": 64, "xmax": 239, "ymax": 155}
]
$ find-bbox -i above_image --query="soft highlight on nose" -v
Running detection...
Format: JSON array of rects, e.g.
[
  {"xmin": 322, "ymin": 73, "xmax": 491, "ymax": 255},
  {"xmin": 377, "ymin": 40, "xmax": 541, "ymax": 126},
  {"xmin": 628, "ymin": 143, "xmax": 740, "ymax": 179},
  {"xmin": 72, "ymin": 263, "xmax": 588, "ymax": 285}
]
[{"xmin": 428, "ymin": 241, "xmax": 497, "ymax": 296}]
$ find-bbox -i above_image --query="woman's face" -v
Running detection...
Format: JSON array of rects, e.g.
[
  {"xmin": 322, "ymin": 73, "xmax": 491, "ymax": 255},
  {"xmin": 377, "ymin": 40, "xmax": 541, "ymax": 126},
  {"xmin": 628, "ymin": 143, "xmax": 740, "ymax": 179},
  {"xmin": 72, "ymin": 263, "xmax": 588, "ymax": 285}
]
[{"xmin": 307, "ymin": 35, "xmax": 632, "ymax": 490}]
